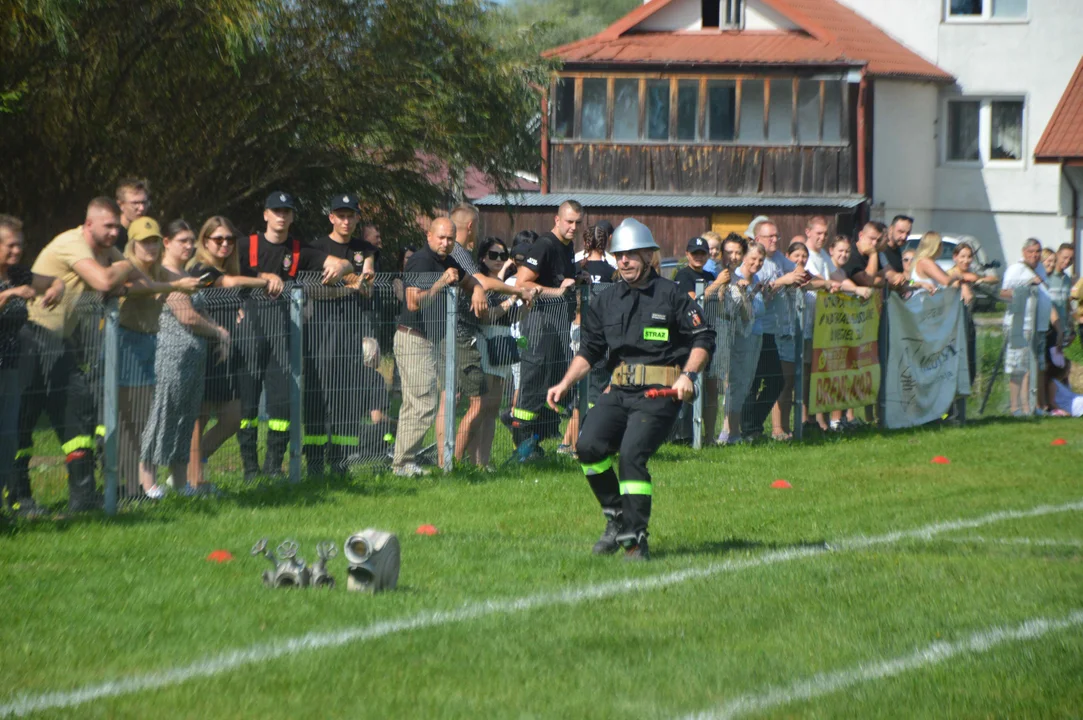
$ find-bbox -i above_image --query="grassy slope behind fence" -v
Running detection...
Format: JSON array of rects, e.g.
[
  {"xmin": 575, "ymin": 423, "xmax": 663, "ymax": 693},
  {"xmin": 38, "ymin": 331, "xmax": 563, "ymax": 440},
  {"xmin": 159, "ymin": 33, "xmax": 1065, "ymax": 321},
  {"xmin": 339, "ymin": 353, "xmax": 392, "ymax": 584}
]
[{"xmin": 1, "ymin": 418, "xmax": 1081, "ymax": 718}]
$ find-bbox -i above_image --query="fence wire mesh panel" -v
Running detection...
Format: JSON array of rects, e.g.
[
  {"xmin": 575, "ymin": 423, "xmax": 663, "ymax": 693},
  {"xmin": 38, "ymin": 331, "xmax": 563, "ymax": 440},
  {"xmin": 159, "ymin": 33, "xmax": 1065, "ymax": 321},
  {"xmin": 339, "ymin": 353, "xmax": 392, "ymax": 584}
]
[
  {"xmin": 974, "ymin": 286, "xmax": 1043, "ymax": 420},
  {"xmin": 12, "ymin": 294, "xmax": 105, "ymax": 512}
]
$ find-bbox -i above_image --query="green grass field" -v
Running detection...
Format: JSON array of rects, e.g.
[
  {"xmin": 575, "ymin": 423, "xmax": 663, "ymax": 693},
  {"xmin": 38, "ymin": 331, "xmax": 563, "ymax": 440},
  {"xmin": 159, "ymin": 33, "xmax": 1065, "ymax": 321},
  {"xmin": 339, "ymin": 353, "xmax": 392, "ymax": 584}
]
[{"xmin": 1, "ymin": 419, "xmax": 1081, "ymax": 718}]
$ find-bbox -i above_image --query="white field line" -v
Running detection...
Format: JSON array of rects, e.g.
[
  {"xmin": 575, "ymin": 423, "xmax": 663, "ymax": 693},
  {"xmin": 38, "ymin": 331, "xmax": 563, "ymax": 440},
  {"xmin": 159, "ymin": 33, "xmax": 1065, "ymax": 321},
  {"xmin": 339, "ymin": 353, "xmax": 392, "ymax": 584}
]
[
  {"xmin": 680, "ymin": 609, "xmax": 1083, "ymax": 720},
  {"xmin": 2, "ymin": 498, "xmax": 1081, "ymax": 718},
  {"xmin": 933, "ymin": 536, "xmax": 1083, "ymax": 549}
]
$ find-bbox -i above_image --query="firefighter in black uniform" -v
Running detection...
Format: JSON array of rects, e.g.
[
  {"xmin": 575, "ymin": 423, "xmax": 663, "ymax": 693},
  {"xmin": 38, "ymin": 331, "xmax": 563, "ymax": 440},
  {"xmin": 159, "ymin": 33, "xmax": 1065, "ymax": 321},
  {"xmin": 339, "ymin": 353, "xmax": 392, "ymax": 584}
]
[
  {"xmin": 547, "ymin": 219, "xmax": 714, "ymax": 560},
  {"xmin": 302, "ymin": 193, "xmax": 377, "ymax": 475},
  {"xmin": 236, "ymin": 191, "xmax": 349, "ymax": 479}
]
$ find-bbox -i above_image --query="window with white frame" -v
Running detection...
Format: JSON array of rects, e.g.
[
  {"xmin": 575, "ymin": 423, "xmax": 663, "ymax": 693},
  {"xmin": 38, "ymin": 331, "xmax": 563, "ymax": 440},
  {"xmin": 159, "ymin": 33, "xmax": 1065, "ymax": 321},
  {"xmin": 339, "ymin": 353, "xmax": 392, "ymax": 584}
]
[
  {"xmin": 945, "ymin": 97, "xmax": 1025, "ymax": 164},
  {"xmin": 702, "ymin": 0, "xmax": 743, "ymax": 28},
  {"xmin": 946, "ymin": 0, "xmax": 1027, "ymax": 20}
]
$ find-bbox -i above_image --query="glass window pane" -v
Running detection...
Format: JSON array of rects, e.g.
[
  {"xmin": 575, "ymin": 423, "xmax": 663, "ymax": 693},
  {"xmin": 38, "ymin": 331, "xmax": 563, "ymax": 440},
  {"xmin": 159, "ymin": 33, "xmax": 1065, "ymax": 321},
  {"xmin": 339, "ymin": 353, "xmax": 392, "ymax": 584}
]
[
  {"xmin": 822, "ymin": 81, "xmax": 843, "ymax": 142},
  {"xmin": 552, "ymin": 78, "xmax": 574, "ymax": 139},
  {"xmin": 707, "ymin": 80, "xmax": 736, "ymax": 141},
  {"xmin": 677, "ymin": 80, "xmax": 698, "ymax": 141},
  {"xmin": 949, "ymin": 0, "xmax": 982, "ymax": 15},
  {"xmin": 796, "ymin": 80, "xmax": 821, "ymax": 144},
  {"xmin": 947, "ymin": 100, "xmax": 980, "ymax": 161},
  {"xmin": 737, "ymin": 79, "xmax": 764, "ymax": 142},
  {"xmin": 767, "ymin": 79, "xmax": 794, "ymax": 143},
  {"xmin": 647, "ymin": 80, "xmax": 670, "ymax": 141},
  {"xmin": 581, "ymin": 79, "xmax": 607, "ymax": 140},
  {"xmin": 990, "ymin": 100, "xmax": 1023, "ymax": 160},
  {"xmin": 992, "ymin": 0, "xmax": 1026, "ymax": 17},
  {"xmin": 613, "ymin": 79, "xmax": 639, "ymax": 140}
]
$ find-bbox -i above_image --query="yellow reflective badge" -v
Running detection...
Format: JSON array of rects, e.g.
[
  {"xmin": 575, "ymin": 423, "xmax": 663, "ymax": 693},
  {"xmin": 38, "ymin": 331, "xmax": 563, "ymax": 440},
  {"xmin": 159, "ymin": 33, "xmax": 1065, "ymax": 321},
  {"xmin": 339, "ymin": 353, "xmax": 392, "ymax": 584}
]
[{"xmin": 643, "ymin": 327, "xmax": 669, "ymax": 342}]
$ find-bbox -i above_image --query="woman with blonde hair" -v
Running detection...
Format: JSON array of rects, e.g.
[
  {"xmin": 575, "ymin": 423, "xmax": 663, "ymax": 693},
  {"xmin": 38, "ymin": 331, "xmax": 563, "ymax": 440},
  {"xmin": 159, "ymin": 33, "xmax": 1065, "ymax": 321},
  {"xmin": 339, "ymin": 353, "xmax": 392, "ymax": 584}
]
[
  {"xmin": 186, "ymin": 216, "xmax": 271, "ymax": 487},
  {"xmin": 908, "ymin": 232, "xmax": 957, "ymax": 292}
]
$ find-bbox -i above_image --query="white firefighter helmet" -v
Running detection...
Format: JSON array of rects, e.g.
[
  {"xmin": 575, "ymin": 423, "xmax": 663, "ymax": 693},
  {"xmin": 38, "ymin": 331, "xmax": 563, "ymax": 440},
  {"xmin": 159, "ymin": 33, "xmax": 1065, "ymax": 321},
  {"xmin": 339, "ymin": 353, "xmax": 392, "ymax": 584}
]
[{"xmin": 609, "ymin": 218, "xmax": 659, "ymax": 254}]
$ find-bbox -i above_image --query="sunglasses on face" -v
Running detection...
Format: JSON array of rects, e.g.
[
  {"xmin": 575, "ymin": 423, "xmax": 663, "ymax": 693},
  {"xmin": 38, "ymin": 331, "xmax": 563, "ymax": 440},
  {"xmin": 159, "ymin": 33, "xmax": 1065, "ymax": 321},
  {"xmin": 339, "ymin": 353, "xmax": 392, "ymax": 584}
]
[
  {"xmin": 208, "ymin": 235, "xmax": 236, "ymax": 244},
  {"xmin": 486, "ymin": 250, "xmax": 508, "ymax": 261}
]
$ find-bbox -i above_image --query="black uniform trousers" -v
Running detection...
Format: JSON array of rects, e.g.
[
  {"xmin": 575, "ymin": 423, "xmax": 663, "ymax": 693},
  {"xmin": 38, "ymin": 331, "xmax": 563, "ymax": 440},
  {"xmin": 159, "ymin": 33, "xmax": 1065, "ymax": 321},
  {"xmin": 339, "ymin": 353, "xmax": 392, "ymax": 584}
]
[
  {"xmin": 13, "ymin": 324, "xmax": 97, "ymax": 504},
  {"xmin": 302, "ymin": 298, "xmax": 367, "ymax": 474},
  {"xmin": 513, "ymin": 303, "xmax": 571, "ymax": 439},
  {"xmin": 575, "ymin": 386, "xmax": 682, "ymax": 538},
  {"xmin": 236, "ymin": 299, "xmax": 292, "ymax": 475},
  {"xmin": 741, "ymin": 333, "xmax": 782, "ymax": 436}
]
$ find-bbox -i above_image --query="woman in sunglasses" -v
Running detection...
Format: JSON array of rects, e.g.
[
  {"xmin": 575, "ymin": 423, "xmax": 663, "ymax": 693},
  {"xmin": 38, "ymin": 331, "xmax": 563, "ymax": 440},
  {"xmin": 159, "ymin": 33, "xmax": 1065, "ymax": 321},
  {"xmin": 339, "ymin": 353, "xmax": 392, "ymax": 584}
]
[
  {"xmin": 186, "ymin": 216, "xmax": 271, "ymax": 488},
  {"xmin": 470, "ymin": 236, "xmax": 520, "ymax": 468}
]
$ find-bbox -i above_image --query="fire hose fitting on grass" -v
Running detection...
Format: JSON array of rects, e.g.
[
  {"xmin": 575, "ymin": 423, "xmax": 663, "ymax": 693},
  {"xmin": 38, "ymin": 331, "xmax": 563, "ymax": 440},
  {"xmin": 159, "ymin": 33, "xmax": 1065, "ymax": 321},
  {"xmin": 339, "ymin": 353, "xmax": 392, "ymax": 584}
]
[
  {"xmin": 250, "ymin": 538, "xmax": 311, "ymax": 588},
  {"xmin": 343, "ymin": 529, "xmax": 400, "ymax": 593}
]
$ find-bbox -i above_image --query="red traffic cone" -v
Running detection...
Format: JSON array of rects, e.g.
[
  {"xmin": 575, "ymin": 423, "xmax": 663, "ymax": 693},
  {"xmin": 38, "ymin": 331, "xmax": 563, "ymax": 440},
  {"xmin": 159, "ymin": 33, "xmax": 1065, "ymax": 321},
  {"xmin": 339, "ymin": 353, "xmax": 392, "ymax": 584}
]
[
  {"xmin": 931, "ymin": 456, "xmax": 950, "ymax": 464},
  {"xmin": 416, "ymin": 524, "xmax": 439, "ymax": 535},
  {"xmin": 771, "ymin": 479, "xmax": 792, "ymax": 489},
  {"xmin": 206, "ymin": 550, "xmax": 233, "ymax": 563}
]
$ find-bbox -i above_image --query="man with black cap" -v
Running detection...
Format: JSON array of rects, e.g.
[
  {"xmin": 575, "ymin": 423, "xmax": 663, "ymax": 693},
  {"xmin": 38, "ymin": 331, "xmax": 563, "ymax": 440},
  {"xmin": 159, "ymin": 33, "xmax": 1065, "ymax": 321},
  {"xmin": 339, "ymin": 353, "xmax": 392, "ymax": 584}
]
[
  {"xmin": 299, "ymin": 193, "xmax": 378, "ymax": 475},
  {"xmin": 672, "ymin": 236, "xmax": 727, "ymax": 441},
  {"xmin": 236, "ymin": 191, "xmax": 350, "ymax": 480}
]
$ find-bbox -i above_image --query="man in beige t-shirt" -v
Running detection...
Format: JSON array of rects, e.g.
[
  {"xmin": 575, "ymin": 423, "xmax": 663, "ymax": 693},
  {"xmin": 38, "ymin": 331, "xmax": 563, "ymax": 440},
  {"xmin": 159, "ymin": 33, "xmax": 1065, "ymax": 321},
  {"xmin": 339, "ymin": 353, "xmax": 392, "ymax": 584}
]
[{"xmin": 14, "ymin": 197, "xmax": 135, "ymax": 514}]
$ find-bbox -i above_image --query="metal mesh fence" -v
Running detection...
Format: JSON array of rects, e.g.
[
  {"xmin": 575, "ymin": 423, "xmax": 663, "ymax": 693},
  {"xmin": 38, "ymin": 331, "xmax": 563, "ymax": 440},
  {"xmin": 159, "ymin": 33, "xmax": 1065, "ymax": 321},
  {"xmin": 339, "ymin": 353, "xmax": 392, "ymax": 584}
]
[{"xmin": 8, "ymin": 266, "xmax": 1064, "ymax": 515}]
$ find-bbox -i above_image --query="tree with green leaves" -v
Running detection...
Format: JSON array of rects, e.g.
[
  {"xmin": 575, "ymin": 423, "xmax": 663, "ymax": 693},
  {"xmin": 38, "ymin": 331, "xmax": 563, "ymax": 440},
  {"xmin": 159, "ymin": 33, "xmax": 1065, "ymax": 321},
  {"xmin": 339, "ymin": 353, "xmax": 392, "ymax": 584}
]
[
  {"xmin": 489, "ymin": 0, "xmax": 640, "ymax": 50},
  {"xmin": 1, "ymin": 0, "xmax": 548, "ymax": 252}
]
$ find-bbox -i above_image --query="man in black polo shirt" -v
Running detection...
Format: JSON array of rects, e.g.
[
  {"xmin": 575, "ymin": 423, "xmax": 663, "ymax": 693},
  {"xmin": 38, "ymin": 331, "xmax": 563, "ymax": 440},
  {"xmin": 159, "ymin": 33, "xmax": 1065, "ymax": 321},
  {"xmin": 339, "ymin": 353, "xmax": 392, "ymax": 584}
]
[
  {"xmin": 879, "ymin": 215, "xmax": 912, "ymax": 289},
  {"xmin": 393, "ymin": 217, "xmax": 484, "ymax": 476},
  {"xmin": 236, "ymin": 191, "xmax": 349, "ymax": 480},
  {"xmin": 504, "ymin": 200, "xmax": 582, "ymax": 449},
  {"xmin": 301, "ymin": 193, "xmax": 377, "ymax": 475}
]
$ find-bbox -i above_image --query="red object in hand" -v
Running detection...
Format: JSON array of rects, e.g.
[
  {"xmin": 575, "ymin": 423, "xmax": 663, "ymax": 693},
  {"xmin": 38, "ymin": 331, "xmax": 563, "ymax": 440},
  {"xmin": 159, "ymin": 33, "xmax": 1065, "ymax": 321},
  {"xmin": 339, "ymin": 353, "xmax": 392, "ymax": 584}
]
[
  {"xmin": 416, "ymin": 524, "xmax": 439, "ymax": 536},
  {"xmin": 931, "ymin": 455, "xmax": 950, "ymax": 464},
  {"xmin": 206, "ymin": 550, "xmax": 233, "ymax": 563},
  {"xmin": 645, "ymin": 388, "xmax": 681, "ymax": 399}
]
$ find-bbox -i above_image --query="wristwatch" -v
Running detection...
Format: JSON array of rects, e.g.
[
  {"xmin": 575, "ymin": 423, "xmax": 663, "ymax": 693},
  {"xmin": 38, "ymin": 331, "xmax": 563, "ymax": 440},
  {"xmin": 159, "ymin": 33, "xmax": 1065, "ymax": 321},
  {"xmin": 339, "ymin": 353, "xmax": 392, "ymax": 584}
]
[{"xmin": 682, "ymin": 370, "xmax": 699, "ymax": 383}]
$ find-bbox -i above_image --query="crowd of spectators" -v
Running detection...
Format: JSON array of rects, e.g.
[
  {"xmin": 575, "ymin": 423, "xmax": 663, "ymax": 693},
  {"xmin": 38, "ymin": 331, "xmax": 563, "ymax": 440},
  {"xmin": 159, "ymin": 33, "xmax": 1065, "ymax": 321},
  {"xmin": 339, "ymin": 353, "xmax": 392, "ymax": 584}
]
[{"xmin": 1, "ymin": 181, "xmax": 1080, "ymax": 515}]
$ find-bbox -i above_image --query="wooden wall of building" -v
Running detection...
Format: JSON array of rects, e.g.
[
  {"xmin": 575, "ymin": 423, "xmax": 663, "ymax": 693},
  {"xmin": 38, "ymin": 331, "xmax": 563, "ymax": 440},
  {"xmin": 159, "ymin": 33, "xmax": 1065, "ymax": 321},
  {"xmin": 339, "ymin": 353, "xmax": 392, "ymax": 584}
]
[
  {"xmin": 548, "ymin": 144, "xmax": 855, "ymax": 196},
  {"xmin": 479, "ymin": 205, "xmax": 855, "ymax": 260}
]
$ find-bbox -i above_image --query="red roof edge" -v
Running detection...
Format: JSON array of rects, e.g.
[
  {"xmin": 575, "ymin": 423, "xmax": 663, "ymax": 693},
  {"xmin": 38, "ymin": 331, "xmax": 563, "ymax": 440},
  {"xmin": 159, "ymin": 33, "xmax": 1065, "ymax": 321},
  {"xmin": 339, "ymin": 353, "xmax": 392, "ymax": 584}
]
[
  {"xmin": 596, "ymin": 0, "xmax": 680, "ymax": 41},
  {"xmin": 755, "ymin": 0, "xmax": 834, "ymax": 42},
  {"xmin": 1035, "ymin": 56, "xmax": 1083, "ymax": 162}
]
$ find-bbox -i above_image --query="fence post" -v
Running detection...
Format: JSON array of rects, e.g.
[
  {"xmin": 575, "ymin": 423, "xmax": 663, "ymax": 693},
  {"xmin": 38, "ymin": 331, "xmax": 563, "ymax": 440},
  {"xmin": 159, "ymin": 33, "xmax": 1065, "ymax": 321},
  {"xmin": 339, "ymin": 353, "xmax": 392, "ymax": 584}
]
[
  {"xmin": 793, "ymin": 288, "xmax": 805, "ymax": 442},
  {"xmin": 102, "ymin": 298, "xmax": 120, "ymax": 515},
  {"xmin": 288, "ymin": 285, "xmax": 304, "ymax": 483},
  {"xmin": 443, "ymin": 286, "xmax": 458, "ymax": 471},
  {"xmin": 577, "ymin": 286, "xmax": 591, "ymax": 421},
  {"xmin": 877, "ymin": 286, "xmax": 889, "ymax": 429},
  {"xmin": 692, "ymin": 280, "xmax": 705, "ymax": 449},
  {"xmin": 1027, "ymin": 286, "xmax": 1038, "ymax": 414}
]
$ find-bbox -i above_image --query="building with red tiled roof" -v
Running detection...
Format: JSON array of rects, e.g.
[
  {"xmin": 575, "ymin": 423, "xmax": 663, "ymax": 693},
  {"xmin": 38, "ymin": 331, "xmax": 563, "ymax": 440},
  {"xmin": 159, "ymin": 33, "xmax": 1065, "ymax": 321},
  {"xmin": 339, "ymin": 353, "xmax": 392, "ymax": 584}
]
[{"xmin": 476, "ymin": 0, "xmax": 1082, "ymax": 266}]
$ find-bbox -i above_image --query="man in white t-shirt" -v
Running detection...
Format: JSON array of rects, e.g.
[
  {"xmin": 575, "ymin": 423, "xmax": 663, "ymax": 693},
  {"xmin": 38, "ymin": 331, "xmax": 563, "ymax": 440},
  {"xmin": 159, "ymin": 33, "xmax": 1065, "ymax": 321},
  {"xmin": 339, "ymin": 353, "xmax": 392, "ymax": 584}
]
[
  {"xmin": 1000, "ymin": 238, "xmax": 1049, "ymax": 415},
  {"xmin": 802, "ymin": 215, "xmax": 834, "ymax": 280}
]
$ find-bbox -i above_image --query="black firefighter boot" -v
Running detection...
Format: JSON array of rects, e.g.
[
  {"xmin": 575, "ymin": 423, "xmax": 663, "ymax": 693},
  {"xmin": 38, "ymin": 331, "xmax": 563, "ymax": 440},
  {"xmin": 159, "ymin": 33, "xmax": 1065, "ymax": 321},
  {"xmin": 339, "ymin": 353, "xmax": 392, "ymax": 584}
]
[
  {"xmin": 586, "ymin": 465, "xmax": 622, "ymax": 555},
  {"xmin": 6, "ymin": 453, "xmax": 44, "ymax": 518},
  {"xmin": 264, "ymin": 430, "xmax": 289, "ymax": 478},
  {"xmin": 237, "ymin": 427, "xmax": 261, "ymax": 481},
  {"xmin": 328, "ymin": 443, "xmax": 351, "ymax": 476},
  {"xmin": 616, "ymin": 493, "xmax": 652, "ymax": 561},
  {"xmin": 66, "ymin": 449, "xmax": 102, "ymax": 513}
]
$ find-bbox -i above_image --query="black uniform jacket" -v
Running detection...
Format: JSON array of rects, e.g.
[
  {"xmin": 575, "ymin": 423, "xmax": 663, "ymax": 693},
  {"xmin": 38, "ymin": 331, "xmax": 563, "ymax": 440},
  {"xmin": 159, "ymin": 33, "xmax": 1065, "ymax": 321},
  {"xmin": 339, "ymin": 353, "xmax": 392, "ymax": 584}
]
[{"xmin": 579, "ymin": 270, "xmax": 715, "ymax": 373}]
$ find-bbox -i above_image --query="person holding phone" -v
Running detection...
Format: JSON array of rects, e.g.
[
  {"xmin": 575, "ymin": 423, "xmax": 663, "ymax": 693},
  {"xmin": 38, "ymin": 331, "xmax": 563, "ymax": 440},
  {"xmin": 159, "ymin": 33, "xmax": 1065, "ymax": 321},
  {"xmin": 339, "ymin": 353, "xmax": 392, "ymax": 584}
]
[{"xmin": 186, "ymin": 216, "xmax": 271, "ymax": 488}]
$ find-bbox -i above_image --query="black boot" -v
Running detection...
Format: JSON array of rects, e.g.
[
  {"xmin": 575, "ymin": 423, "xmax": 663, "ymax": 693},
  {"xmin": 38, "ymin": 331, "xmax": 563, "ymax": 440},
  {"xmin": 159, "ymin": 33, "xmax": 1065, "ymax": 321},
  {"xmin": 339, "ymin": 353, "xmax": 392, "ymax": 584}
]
[
  {"xmin": 328, "ymin": 444, "xmax": 350, "ymax": 476},
  {"xmin": 303, "ymin": 445, "xmax": 325, "ymax": 477},
  {"xmin": 618, "ymin": 530, "xmax": 650, "ymax": 561},
  {"xmin": 264, "ymin": 430, "xmax": 289, "ymax": 477},
  {"xmin": 237, "ymin": 427, "xmax": 260, "ymax": 480},
  {"xmin": 592, "ymin": 508, "xmax": 623, "ymax": 555},
  {"xmin": 66, "ymin": 449, "xmax": 102, "ymax": 513}
]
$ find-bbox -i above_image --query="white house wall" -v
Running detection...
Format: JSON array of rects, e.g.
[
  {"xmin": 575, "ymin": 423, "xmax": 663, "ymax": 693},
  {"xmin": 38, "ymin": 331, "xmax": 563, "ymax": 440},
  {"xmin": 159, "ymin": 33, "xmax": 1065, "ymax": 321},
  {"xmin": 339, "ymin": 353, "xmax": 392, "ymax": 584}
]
[
  {"xmin": 637, "ymin": 0, "xmax": 703, "ymax": 31},
  {"xmin": 743, "ymin": 1, "xmax": 800, "ymax": 31},
  {"xmin": 837, "ymin": 0, "xmax": 1083, "ymax": 263},
  {"xmin": 870, "ymin": 80, "xmax": 938, "ymax": 234}
]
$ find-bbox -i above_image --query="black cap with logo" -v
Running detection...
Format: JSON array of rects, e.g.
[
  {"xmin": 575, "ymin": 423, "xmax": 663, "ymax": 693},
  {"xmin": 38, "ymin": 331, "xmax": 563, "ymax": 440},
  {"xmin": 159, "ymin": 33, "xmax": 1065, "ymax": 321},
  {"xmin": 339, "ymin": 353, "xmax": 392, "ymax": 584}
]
[{"xmin": 265, "ymin": 191, "xmax": 297, "ymax": 210}]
